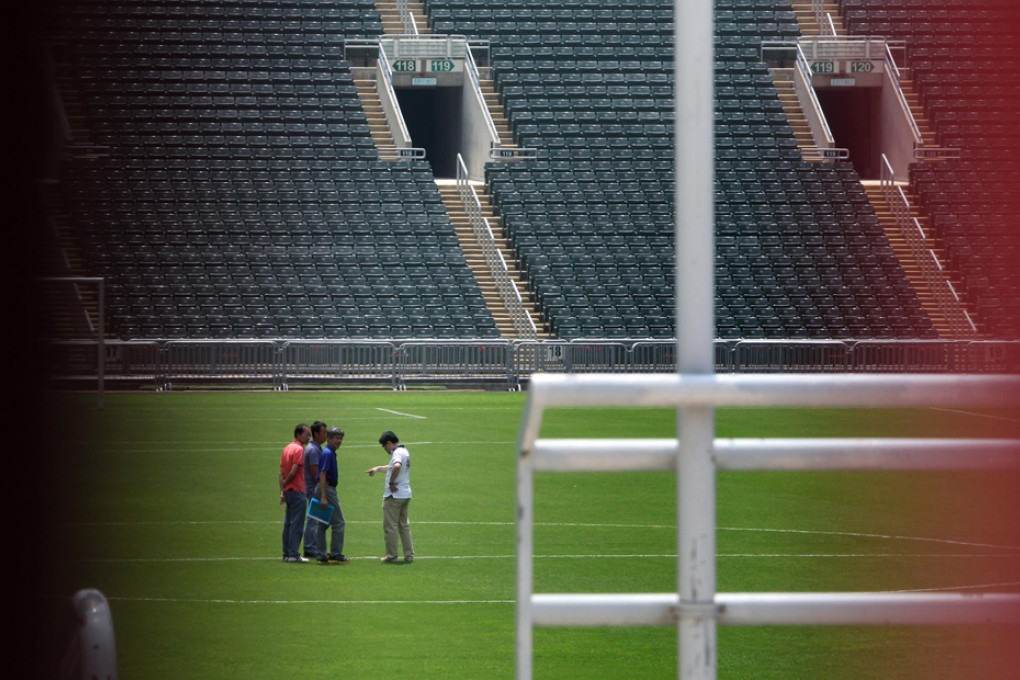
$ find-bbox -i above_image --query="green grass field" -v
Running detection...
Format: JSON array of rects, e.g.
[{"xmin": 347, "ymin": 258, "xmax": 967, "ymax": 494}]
[{"xmin": 52, "ymin": 390, "xmax": 1019, "ymax": 679}]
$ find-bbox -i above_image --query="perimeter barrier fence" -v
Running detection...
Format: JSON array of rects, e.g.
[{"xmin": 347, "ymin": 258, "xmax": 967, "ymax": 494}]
[{"xmin": 44, "ymin": 339, "xmax": 1020, "ymax": 391}]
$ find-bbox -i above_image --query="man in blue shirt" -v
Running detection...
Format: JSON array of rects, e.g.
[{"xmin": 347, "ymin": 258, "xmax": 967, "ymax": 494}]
[
  {"xmin": 302, "ymin": 421, "xmax": 327, "ymax": 559},
  {"xmin": 315, "ymin": 426, "xmax": 350, "ymax": 564}
]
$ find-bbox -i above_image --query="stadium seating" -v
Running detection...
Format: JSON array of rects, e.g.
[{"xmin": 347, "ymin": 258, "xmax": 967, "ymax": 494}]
[
  {"xmin": 841, "ymin": 0, "xmax": 1020, "ymax": 338},
  {"xmin": 43, "ymin": 0, "xmax": 954, "ymax": 341},
  {"xmin": 427, "ymin": 0, "xmax": 933, "ymax": 339},
  {"xmin": 46, "ymin": 0, "xmax": 500, "ymax": 340}
]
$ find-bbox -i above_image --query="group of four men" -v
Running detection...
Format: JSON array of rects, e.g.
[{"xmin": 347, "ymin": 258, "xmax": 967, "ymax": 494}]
[{"xmin": 279, "ymin": 423, "xmax": 414, "ymax": 565}]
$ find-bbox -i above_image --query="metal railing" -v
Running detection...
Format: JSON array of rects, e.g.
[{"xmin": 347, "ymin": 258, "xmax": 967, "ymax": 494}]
[
  {"xmin": 395, "ymin": 0, "xmax": 418, "ymax": 35},
  {"xmin": 516, "ymin": 373, "xmax": 1020, "ymax": 678},
  {"xmin": 464, "ymin": 45, "xmax": 501, "ymax": 148},
  {"xmin": 880, "ymin": 154, "xmax": 977, "ymax": 338},
  {"xmin": 377, "ymin": 46, "xmax": 423, "ymax": 158},
  {"xmin": 793, "ymin": 43, "xmax": 839, "ymax": 151},
  {"xmin": 881, "ymin": 41, "xmax": 923, "ymax": 145},
  {"xmin": 44, "ymin": 339, "xmax": 1020, "ymax": 394},
  {"xmin": 380, "ymin": 33, "xmax": 468, "ymax": 60},
  {"xmin": 39, "ymin": 276, "xmax": 105, "ymax": 409},
  {"xmin": 457, "ymin": 154, "xmax": 538, "ymax": 340}
]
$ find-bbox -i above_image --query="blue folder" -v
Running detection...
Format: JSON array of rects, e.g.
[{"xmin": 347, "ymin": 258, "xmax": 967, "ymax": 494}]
[{"xmin": 307, "ymin": 497, "xmax": 334, "ymax": 525}]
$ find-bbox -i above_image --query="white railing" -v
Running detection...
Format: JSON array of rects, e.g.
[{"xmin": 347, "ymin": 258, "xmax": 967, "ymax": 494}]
[
  {"xmin": 880, "ymin": 154, "xmax": 977, "ymax": 338},
  {"xmin": 376, "ymin": 46, "xmax": 426, "ymax": 160},
  {"xmin": 380, "ymin": 33, "xmax": 467, "ymax": 60},
  {"xmin": 39, "ymin": 276, "xmax": 106, "ymax": 409},
  {"xmin": 395, "ymin": 0, "xmax": 418, "ymax": 35},
  {"xmin": 514, "ymin": 3, "xmax": 1019, "ymax": 679},
  {"xmin": 457, "ymin": 154, "xmax": 538, "ymax": 340},
  {"xmin": 793, "ymin": 43, "xmax": 841, "ymax": 155},
  {"xmin": 799, "ymin": 37, "xmax": 920, "ymax": 147},
  {"xmin": 489, "ymin": 146, "xmax": 538, "ymax": 160},
  {"xmin": 464, "ymin": 45, "xmax": 501, "ymax": 148},
  {"xmin": 516, "ymin": 373, "xmax": 1020, "ymax": 679},
  {"xmin": 914, "ymin": 146, "xmax": 961, "ymax": 161},
  {"xmin": 882, "ymin": 41, "xmax": 923, "ymax": 145}
]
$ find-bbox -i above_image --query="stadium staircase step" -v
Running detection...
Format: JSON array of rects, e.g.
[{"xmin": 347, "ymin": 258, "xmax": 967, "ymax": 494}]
[
  {"xmin": 38, "ymin": 184, "xmax": 107, "ymax": 339},
  {"xmin": 862, "ymin": 182, "xmax": 975, "ymax": 339},
  {"xmin": 895, "ymin": 68, "xmax": 939, "ymax": 149},
  {"xmin": 791, "ymin": 0, "xmax": 848, "ymax": 37},
  {"xmin": 375, "ymin": 0, "xmax": 431, "ymax": 35},
  {"xmin": 40, "ymin": 66, "xmax": 109, "ymax": 339},
  {"xmin": 769, "ymin": 68, "xmax": 818, "ymax": 155},
  {"xmin": 477, "ymin": 75, "xmax": 516, "ymax": 148},
  {"xmin": 352, "ymin": 76, "xmax": 400, "ymax": 158},
  {"xmin": 53, "ymin": 57, "xmax": 107, "ymax": 161},
  {"xmin": 436, "ymin": 181, "xmax": 548, "ymax": 340}
]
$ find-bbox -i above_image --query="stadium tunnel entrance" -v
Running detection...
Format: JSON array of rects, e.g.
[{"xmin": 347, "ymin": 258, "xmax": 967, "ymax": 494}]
[
  {"xmin": 812, "ymin": 74, "xmax": 921, "ymax": 181},
  {"xmin": 816, "ymin": 86, "xmax": 881, "ymax": 179},
  {"xmin": 395, "ymin": 86, "xmax": 463, "ymax": 179}
]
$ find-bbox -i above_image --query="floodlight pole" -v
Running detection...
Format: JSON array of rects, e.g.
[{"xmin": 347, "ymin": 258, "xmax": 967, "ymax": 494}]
[{"xmin": 675, "ymin": 0, "xmax": 716, "ymax": 677}]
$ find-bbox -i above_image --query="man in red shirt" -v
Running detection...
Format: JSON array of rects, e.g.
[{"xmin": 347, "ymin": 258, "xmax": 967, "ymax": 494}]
[{"xmin": 280, "ymin": 423, "xmax": 311, "ymax": 562}]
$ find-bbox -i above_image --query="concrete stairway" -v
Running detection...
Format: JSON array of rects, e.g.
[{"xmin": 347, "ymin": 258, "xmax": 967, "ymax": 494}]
[
  {"xmin": 352, "ymin": 76, "xmax": 399, "ymax": 157},
  {"xmin": 375, "ymin": 0, "xmax": 431, "ymax": 35},
  {"xmin": 770, "ymin": 68, "xmax": 816, "ymax": 152},
  {"xmin": 43, "ymin": 64, "xmax": 108, "ymax": 338},
  {"xmin": 895, "ymin": 68, "xmax": 939, "ymax": 148},
  {"xmin": 477, "ymin": 73, "xmax": 516, "ymax": 148},
  {"xmin": 436, "ymin": 182, "xmax": 547, "ymax": 339},
  {"xmin": 790, "ymin": 0, "xmax": 848, "ymax": 37},
  {"xmin": 862, "ymin": 182, "xmax": 975, "ymax": 338}
]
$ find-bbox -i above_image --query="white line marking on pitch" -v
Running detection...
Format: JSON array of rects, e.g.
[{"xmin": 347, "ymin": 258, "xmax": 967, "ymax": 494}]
[
  {"xmin": 376, "ymin": 408, "xmax": 427, "ymax": 420},
  {"xmin": 59, "ymin": 520, "xmax": 1020, "ymax": 552},
  {"xmin": 77, "ymin": 552, "xmax": 1020, "ymax": 564},
  {"xmin": 929, "ymin": 407, "xmax": 1020, "ymax": 424}
]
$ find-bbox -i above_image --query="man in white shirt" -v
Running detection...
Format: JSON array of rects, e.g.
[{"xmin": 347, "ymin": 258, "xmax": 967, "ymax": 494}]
[{"xmin": 366, "ymin": 430, "xmax": 414, "ymax": 563}]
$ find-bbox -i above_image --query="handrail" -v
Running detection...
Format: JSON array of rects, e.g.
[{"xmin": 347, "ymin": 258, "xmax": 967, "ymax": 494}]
[
  {"xmin": 824, "ymin": 12, "xmax": 838, "ymax": 37},
  {"xmin": 489, "ymin": 146, "xmax": 538, "ymax": 160},
  {"xmin": 377, "ymin": 47, "xmax": 415, "ymax": 150},
  {"xmin": 880, "ymin": 154, "xmax": 977, "ymax": 337},
  {"xmin": 795, "ymin": 44, "xmax": 835, "ymax": 146},
  {"xmin": 883, "ymin": 42, "xmax": 923, "ymax": 145},
  {"xmin": 801, "ymin": 147, "xmax": 849, "ymax": 161},
  {"xmin": 464, "ymin": 46, "xmax": 501, "ymax": 148},
  {"xmin": 381, "ymin": 34, "xmax": 468, "ymax": 60},
  {"xmin": 396, "ymin": 0, "xmax": 418, "ymax": 35},
  {"xmin": 457, "ymin": 154, "xmax": 538, "ymax": 339},
  {"xmin": 44, "ymin": 47, "xmax": 72, "ymax": 143},
  {"xmin": 812, "ymin": 0, "xmax": 824, "ymax": 30},
  {"xmin": 914, "ymin": 147, "xmax": 961, "ymax": 160}
]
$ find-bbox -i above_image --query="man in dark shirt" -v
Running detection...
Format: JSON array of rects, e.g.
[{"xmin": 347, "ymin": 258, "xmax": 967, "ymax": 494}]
[
  {"xmin": 302, "ymin": 421, "xmax": 327, "ymax": 558},
  {"xmin": 315, "ymin": 426, "xmax": 350, "ymax": 564}
]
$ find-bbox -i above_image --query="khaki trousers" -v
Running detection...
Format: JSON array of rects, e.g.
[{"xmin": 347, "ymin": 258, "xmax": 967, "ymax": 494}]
[{"xmin": 382, "ymin": 497, "xmax": 414, "ymax": 561}]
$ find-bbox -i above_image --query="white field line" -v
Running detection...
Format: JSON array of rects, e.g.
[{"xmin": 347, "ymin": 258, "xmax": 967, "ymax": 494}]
[
  {"xmin": 376, "ymin": 407, "xmax": 428, "ymax": 419},
  {"xmin": 61, "ymin": 519, "xmax": 1020, "ymax": 553},
  {"xmin": 77, "ymin": 553, "xmax": 1020, "ymax": 564},
  {"xmin": 929, "ymin": 407, "xmax": 1020, "ymax": 424}
]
